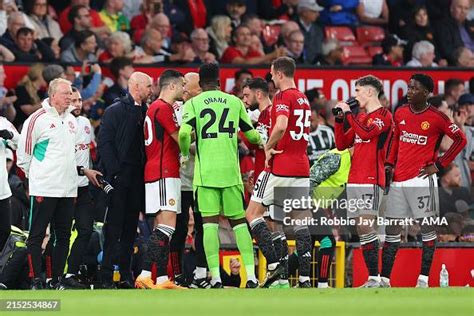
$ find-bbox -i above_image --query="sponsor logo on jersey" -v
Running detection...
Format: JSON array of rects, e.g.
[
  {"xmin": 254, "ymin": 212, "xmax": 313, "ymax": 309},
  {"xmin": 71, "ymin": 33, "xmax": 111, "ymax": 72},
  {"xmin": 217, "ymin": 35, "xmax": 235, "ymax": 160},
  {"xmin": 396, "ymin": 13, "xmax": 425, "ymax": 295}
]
[
  {"xmin": 275, "ymin": 104, "xmax": 290, "ymax": 113},
  {"xmin": 448, "ymin": 123, "xmax": 460, "ymax": 133},
  {"xmin": 372, "ymin": 118, "xmax": 385, "ymax": 130},
  {"xmin": 420, "ymin": 121, "xmax": 430, "ymax": 130},
  {"xmin": 400, "ymin": 130, "xmax": 428, "ymax": 145}
]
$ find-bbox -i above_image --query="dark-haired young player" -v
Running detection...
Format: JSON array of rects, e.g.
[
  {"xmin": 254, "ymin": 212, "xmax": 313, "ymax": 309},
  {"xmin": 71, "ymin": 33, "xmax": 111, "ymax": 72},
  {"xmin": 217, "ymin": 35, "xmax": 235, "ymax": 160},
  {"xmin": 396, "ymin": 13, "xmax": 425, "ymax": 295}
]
[
  {"xmin": 246, "ymin": 57, "xmax": 313, "ymax": 288},
  {"xmin": 334, "ymin": 75, "xmax": 393, "ymax": 288},
  {"xmin": 382, "ymin": 74, "xmax": 466, "ymax": 288},
  {"xmin": 179, "ymin": 63, "xmax": 261, "ymax": 288},
  {"xmin": 135, "ymin": 70, "xmax": 186, "ymax": 289}
]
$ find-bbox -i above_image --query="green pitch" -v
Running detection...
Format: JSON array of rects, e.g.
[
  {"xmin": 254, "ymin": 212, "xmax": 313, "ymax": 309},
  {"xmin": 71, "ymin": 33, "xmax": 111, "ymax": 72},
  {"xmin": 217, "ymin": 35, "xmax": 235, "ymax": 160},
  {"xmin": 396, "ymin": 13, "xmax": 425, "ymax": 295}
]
[{"xmin": 1, "ymin": 288, "xmax": 472, "ymax": 316}]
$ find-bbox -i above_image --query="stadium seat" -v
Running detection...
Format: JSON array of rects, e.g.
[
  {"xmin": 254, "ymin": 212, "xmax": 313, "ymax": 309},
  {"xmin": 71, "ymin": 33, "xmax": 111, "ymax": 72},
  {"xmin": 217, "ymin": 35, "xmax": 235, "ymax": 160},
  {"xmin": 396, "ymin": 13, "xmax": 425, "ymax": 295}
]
[
  {"xmin": 342, "ymin": 46, "xmax": 372, "ymax": 65},
  {"xmin": 367, "ymin": 46, "xmax": 383, "ymax": 57},
  {"xmin": 356, "ymin": 26, "xmax": 385, "ymax": 46},
  {"xmin": 324, "ymin": 26, "xmax": 356, "ymax": 45},
  {"xmin": 262, "ymin": 24, "xmax": 281, "ymax": 47}
]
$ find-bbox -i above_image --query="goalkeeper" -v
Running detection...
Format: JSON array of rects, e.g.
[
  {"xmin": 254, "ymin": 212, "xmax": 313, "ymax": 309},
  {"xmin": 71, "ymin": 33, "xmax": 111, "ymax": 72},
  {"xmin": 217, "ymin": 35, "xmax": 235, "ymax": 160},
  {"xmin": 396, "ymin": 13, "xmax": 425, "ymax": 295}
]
[
  {"xmin": 179, "ymin": 63, "xmax": 261, "ymax": 288},
  {"xmin": 308, "ymin": 147, "xmax": 351, "ymax": 288}
]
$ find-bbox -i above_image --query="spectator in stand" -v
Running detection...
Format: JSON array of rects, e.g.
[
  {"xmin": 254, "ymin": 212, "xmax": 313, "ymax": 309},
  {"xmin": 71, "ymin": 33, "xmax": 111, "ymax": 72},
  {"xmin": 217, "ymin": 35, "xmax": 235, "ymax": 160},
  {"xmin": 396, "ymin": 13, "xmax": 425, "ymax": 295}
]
[
  {"xmin": 356, "ymin": 0, "xmax": 389, "ymax": 26},
  {"xmin": 0, "ymin": 42, "xmax": 14, "ymax": 62},
  {"xmin": 453, "ymin": 46, "xmax": 474, "ymax": 67},
  {"xmin": 136, "ymin": 28, "xmax": 194, "ymax": 64},
  {"xmin": 221, "ymin": 24, "xmax": 286, "ymax": 64},
  {"xmin": 24, "ymin": 0, "xmax": 63, "ymax": 40},
  {"xmin": 284, "ymin": 30, "xmax": 308, "ymax": 64},
  {"xmin": 295, "ymin": 0, "xmax": 324, "ymax": 65},
  {"xmin": 314, "ymin": 39, "xmax": 343, "ymax": 66},
  {"xmin": 372, "ymin": 34, "xmax": 405, "ymax": 66},
  {"xmin": 59, "ymin": 0, "xmax": 110, "ymax": 39},
  {"xmin": 406, "ymin": 41, "xmax": 438, "ymax": 67},
  {"xmin": 453, "ymin": 93, "xmax": 474, "ymax": 187},
  {"xmin": 429, "ymin": 95, "xmax": 451, "ymax": 117},
  {"xmin": 149, "ymin": 13, "xmax": 172, "ymax": 50},
  {"xmin": 190, "ymin": 28, "xmax": 216, "ymax": 64},
  {"xmin": 59, "ymin": 5, "xmax": 93, "ymax": 51},
  {"xmin": 242, "ymin": 14, "xmax": 269, "ymax": 52},
  {"xmin": 0, "ymin": 12, "xmax": 27, "ymax": 51},
  {"xmin": 319, "ymin": 0, "xmax": 359, "ymax": 26},
  {"xmin": 42, "ymin": 37, "xmax": 61, "ymax": 60},
  {"xmin": 99, "ymin": 0, "xmax": 130, "ymax": 33},
  {"xmin": 400, "ymin": 5, "xmax": 447, "ymax": 66},
  {"xmin": 444, "ymin": 78, "xmax": 466, "ymax": 107},
  {"xmin": 226, "ymin": 0, "xmax": 247, "ymax": 28},
  {"xmin": 174, "ymin": 0, "xmax": 208, "ymax": 35},
  {"xmin": 98, "ymin": 31, "xmax": 133, "ymax": 63},
  {"xmin": 438, "ymin": 163, "xmax": 473, "ymax": 218},
  {"xmin": 256, "ymin": 0, "xmax": 299, "ymax": 21},
  {"xmin": 61, "ymin": 30, "xmax": 98, "ymax": 63},
  {"xmin": 0, "ymin": 65, "xmax": 17, "ymax": 123},
  {"xmin": 130, "ymin": 0, "xmax": 164, "ymax": 40},
  {"xmin": 230, "ymin": 68, "xmax": 253, "ymax": 98},
  {"xmin": 11, "ymin": 27, "xmax": 55, "ymax": 62},
  {"xmin": 278, "ymin": 20, "xmax": 300, "ymax": 47},
  {"xmin": 13, "ymin": 64, "xmax": 46, "ymax": 129},
  {"xmin": 103, "ymin": 57, "xmax": 134, "ymax": 106},
  {"xmin": 434, "ymin": 0, "xmax": 474, "ymax": 65},
  {"xmin": 206, "ymin": 15, "xmax": 232, "ymax": 59}
]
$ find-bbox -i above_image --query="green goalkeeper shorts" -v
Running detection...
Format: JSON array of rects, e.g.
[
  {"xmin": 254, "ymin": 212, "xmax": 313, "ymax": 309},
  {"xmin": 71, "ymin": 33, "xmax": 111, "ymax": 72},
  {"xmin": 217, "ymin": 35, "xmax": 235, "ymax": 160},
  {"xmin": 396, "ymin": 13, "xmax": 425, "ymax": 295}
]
[{"xmin": 194, "ymin": 185, "xmax": 245, "ymax": 219}]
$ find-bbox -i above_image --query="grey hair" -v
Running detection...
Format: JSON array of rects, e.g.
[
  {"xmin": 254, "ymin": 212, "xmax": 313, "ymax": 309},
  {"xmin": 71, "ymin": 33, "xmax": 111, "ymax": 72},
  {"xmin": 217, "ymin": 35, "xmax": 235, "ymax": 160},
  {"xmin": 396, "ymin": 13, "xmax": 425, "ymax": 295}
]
[
  {"xmin": 412, "ymin": 41, "xmax": 435, "ymax": 60},
  {"xmin": 107, "ymin": 31, "xmax": 133, "ymax": 54},
  {"xmin": 190, "ymin": 28, "xmax": 208, "ymax": 40},
  {"xmin": 48, "ymin": 78, "xmax": 71, "ymax": 97}
]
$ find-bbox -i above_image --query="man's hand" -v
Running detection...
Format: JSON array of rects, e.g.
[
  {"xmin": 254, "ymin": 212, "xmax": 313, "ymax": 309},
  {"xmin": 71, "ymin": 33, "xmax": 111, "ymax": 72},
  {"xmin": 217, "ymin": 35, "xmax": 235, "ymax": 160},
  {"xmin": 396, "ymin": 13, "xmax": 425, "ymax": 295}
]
[
  {"xmin": 0, "ymin": 129, "xmax": 13, "ymax": 140},
  {"xmin": 419, "ymin": 164, "xmax": 438, "ymax": 179},
  {"xmin": 84, "ymin": 169, "xmax": 103, "ymax": 187},
  {"xmin": 230, "ymin": 258, "xmax": 241, "ymax": 275},
  {"xmin": 335, "ymin": 102, "xmax": 351, "ymax": 113},
  {"xmin": 265, "ymin": 147, "xmax": 283, "ymax": 168},
  {"xmin": 180, "ymin": 155, "xmax": 190, "ymax": 168}
]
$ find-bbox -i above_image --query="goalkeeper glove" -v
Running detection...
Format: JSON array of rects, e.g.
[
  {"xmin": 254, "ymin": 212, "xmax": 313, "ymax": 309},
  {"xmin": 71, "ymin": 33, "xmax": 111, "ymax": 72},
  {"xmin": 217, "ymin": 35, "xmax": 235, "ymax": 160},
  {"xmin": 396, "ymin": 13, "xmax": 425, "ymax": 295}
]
[{"xmin": 0, "ymin": 129, "xmax": 13, "ymax": 140}]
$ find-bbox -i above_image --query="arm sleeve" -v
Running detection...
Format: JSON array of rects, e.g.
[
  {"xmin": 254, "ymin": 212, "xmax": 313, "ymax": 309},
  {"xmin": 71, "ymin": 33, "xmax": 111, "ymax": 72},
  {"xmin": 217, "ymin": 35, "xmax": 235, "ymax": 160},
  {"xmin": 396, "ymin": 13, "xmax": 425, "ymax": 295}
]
[
  {"xmin": 334, "ymin": 117, "xmax": 355, "ymax": 150},
  {"xmin": 97, "ymin": 108, "xmax": 121, "ymax": 176},
  {"xmin": 239, "ymin": 101, "xmax": 261, "ymax": 145},
  {"xmin": 435, "ymin": 118, "xmax": 467, "ymax": 170},
  {"xmin": 345, "ymin": 111, "xmax": 391, "ymax": 141},
  {"xmin": 157, "ymin": 105, "xmax": 179, "ymax": 135},
  {"xmin": 16, "ymin": 116, "xmax": 37, "ymax": 177},
  {"xmin": 80, "ymin": 72, "xmax": 101, "ymax": 100},
  {"xmin": 310, "ymin": 152, "xmax": 342, "ymax": 190},
  {"xmin": 5, "ymin": 119, "xmax": 19, "ymax": 150},
  {"xmin": 178, "ymin": 100, "xmax": 196, "ymax": 156},
  {"xmin": 386, "ymin": 116, "xmax": 399, "ymax": 166}
]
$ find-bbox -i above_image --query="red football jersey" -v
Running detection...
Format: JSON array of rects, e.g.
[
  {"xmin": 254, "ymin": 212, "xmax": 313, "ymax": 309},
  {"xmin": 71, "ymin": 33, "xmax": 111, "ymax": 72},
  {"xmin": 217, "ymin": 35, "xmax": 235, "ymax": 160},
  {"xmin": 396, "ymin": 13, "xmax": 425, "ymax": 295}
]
[
  {"xmin": 268, "ymin": 88, "xmax": 311, "ymax": 177},
  {"xmin": 335, "ymin": 107, "xmax": 393, "ymax": 187},
  {"xmin": 144, "ymin": 99, "xmax": 180, "ymax": 182},
  {"xmin": 387, "ymin": 104, "xmax": 467, "ymax": 182}
]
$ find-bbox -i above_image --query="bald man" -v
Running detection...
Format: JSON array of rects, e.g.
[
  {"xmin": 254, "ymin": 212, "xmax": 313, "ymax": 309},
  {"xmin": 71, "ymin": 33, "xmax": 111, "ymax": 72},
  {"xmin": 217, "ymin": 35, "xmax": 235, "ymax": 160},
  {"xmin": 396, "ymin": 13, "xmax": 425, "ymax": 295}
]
[{"xmin": 98, "ymin": 71, "xmax": 153, "ymax": 289}]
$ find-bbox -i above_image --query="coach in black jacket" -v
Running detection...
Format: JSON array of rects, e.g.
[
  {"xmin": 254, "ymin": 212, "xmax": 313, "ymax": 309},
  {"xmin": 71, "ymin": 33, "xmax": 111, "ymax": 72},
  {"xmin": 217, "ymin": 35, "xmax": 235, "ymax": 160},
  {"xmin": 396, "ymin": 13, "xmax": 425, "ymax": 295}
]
[
  {"xmin": 433, "ymin": 0, "xmax": 474, "ymax": 65},
  {"xmin": 97, "ymin": 72, "xmax": 153, "ymax": 288}
]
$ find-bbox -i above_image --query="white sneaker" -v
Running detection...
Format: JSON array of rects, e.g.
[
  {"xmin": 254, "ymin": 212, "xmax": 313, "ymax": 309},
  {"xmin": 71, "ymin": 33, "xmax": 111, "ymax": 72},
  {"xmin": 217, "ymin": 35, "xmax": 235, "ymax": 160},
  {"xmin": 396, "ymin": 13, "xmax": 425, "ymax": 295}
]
[
  {"xmin": 359, "ymin": 278, "xmax": 380, "ymax": 288},
  {"xmin": 379, "ymin": 277, "xmax": 391, "ymax": 288},
  {"xmin": 416, "ymin": 278, "xmax": 429, "ymax": 288}
]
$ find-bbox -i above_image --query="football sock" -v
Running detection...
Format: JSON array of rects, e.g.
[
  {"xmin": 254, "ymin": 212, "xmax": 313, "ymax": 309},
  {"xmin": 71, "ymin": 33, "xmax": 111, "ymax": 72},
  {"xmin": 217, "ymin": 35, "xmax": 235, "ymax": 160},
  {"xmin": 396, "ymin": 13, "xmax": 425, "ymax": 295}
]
[
  {"xmin": 249, "ymin": 217, "xmax": 278, "ymax": 265},
  {"xmin": 203, "ymin": 223, "xmax": 220, "ymax": 281},
  {"xmin": 295, "ymin": 227, "xmax": 312, "ymax": 279},
  {"xmin": 233, "ymin": 223, "xmax": 256, "ymax": 281},
  {"xmin": 280, "ymin": 233, "xmax": 289, "ymax": 280},
  {"xmin": 318, "ymin": 236, "xmax": 335, "ymax": 284},
  {"xmin": 360, "ymin": 233, "xmax": 379, "ymax": 277},
  {"xmin": 381, "ymin": 234, "xmax": 401, "ymax": 279},
  {"xmin": 421, "ymin": 232, "xmax": 437, "ymax": 276},
  {"xmin": 154, "ymin": 224, "xmax": 174, "ymax": 278}
]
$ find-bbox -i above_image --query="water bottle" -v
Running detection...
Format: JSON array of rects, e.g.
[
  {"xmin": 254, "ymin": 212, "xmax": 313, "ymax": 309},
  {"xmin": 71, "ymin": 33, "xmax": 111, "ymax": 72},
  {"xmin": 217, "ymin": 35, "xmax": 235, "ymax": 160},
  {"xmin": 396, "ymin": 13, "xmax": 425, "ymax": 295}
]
[
  {"xmin": 440, "ymin": 264, "xmax": 449, "ymax": 287},
  {"xmin": 113, "ymin": 265, "xmax": 121, "ymax": 284}
]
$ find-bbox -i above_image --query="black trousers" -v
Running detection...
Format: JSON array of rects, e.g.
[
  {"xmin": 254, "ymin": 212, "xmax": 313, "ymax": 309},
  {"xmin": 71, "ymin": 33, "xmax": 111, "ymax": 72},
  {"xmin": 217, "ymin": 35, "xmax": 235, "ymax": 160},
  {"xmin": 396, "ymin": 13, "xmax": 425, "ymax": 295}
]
[
  {"xmin": 0, "ymin": 197, "xmax": 11, "ymax": 250},
  {"xmin": 67, "ymin": 186, "xmax": 95, "ymax": 274},
  {"xmin": 101, "ymin": 168, "xmax": 143, "ymax": 282},
  {"xmin": 26, "ymin": 196, "xmax": 74, "ymax": 279}
]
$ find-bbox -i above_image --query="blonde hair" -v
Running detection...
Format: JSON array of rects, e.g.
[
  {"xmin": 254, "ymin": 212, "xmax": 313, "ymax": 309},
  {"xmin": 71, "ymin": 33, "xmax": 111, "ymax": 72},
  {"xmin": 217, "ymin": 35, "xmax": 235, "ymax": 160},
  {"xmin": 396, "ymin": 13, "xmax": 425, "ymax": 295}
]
[
  {"xmin": 19, "ymin": 63, "xmax": 44, "ymax": 105},
  {"xmin": 48, "ymin": 78, "xmax": 71, "ymax": 97},
  {"xmin": 211, "ymin": 15, "xmax": 231, "ymax": 42}
]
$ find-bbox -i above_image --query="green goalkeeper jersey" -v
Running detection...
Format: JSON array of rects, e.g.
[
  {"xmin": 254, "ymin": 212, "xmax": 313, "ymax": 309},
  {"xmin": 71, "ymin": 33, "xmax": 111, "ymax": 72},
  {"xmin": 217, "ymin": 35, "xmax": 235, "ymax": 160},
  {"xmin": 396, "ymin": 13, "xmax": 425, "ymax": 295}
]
[{"xmin": 179, "ymin": 90, "xmax": 261, "ymax": 188}]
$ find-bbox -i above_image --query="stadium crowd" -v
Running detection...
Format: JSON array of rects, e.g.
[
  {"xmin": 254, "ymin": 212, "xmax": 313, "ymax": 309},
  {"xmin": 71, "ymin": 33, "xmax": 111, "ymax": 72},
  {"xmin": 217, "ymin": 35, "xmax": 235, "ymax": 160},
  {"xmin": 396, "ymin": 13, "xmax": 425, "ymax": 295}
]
[{"xmin": 0, "ymin": 0, "xmax": 473, "ymax": 290}]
